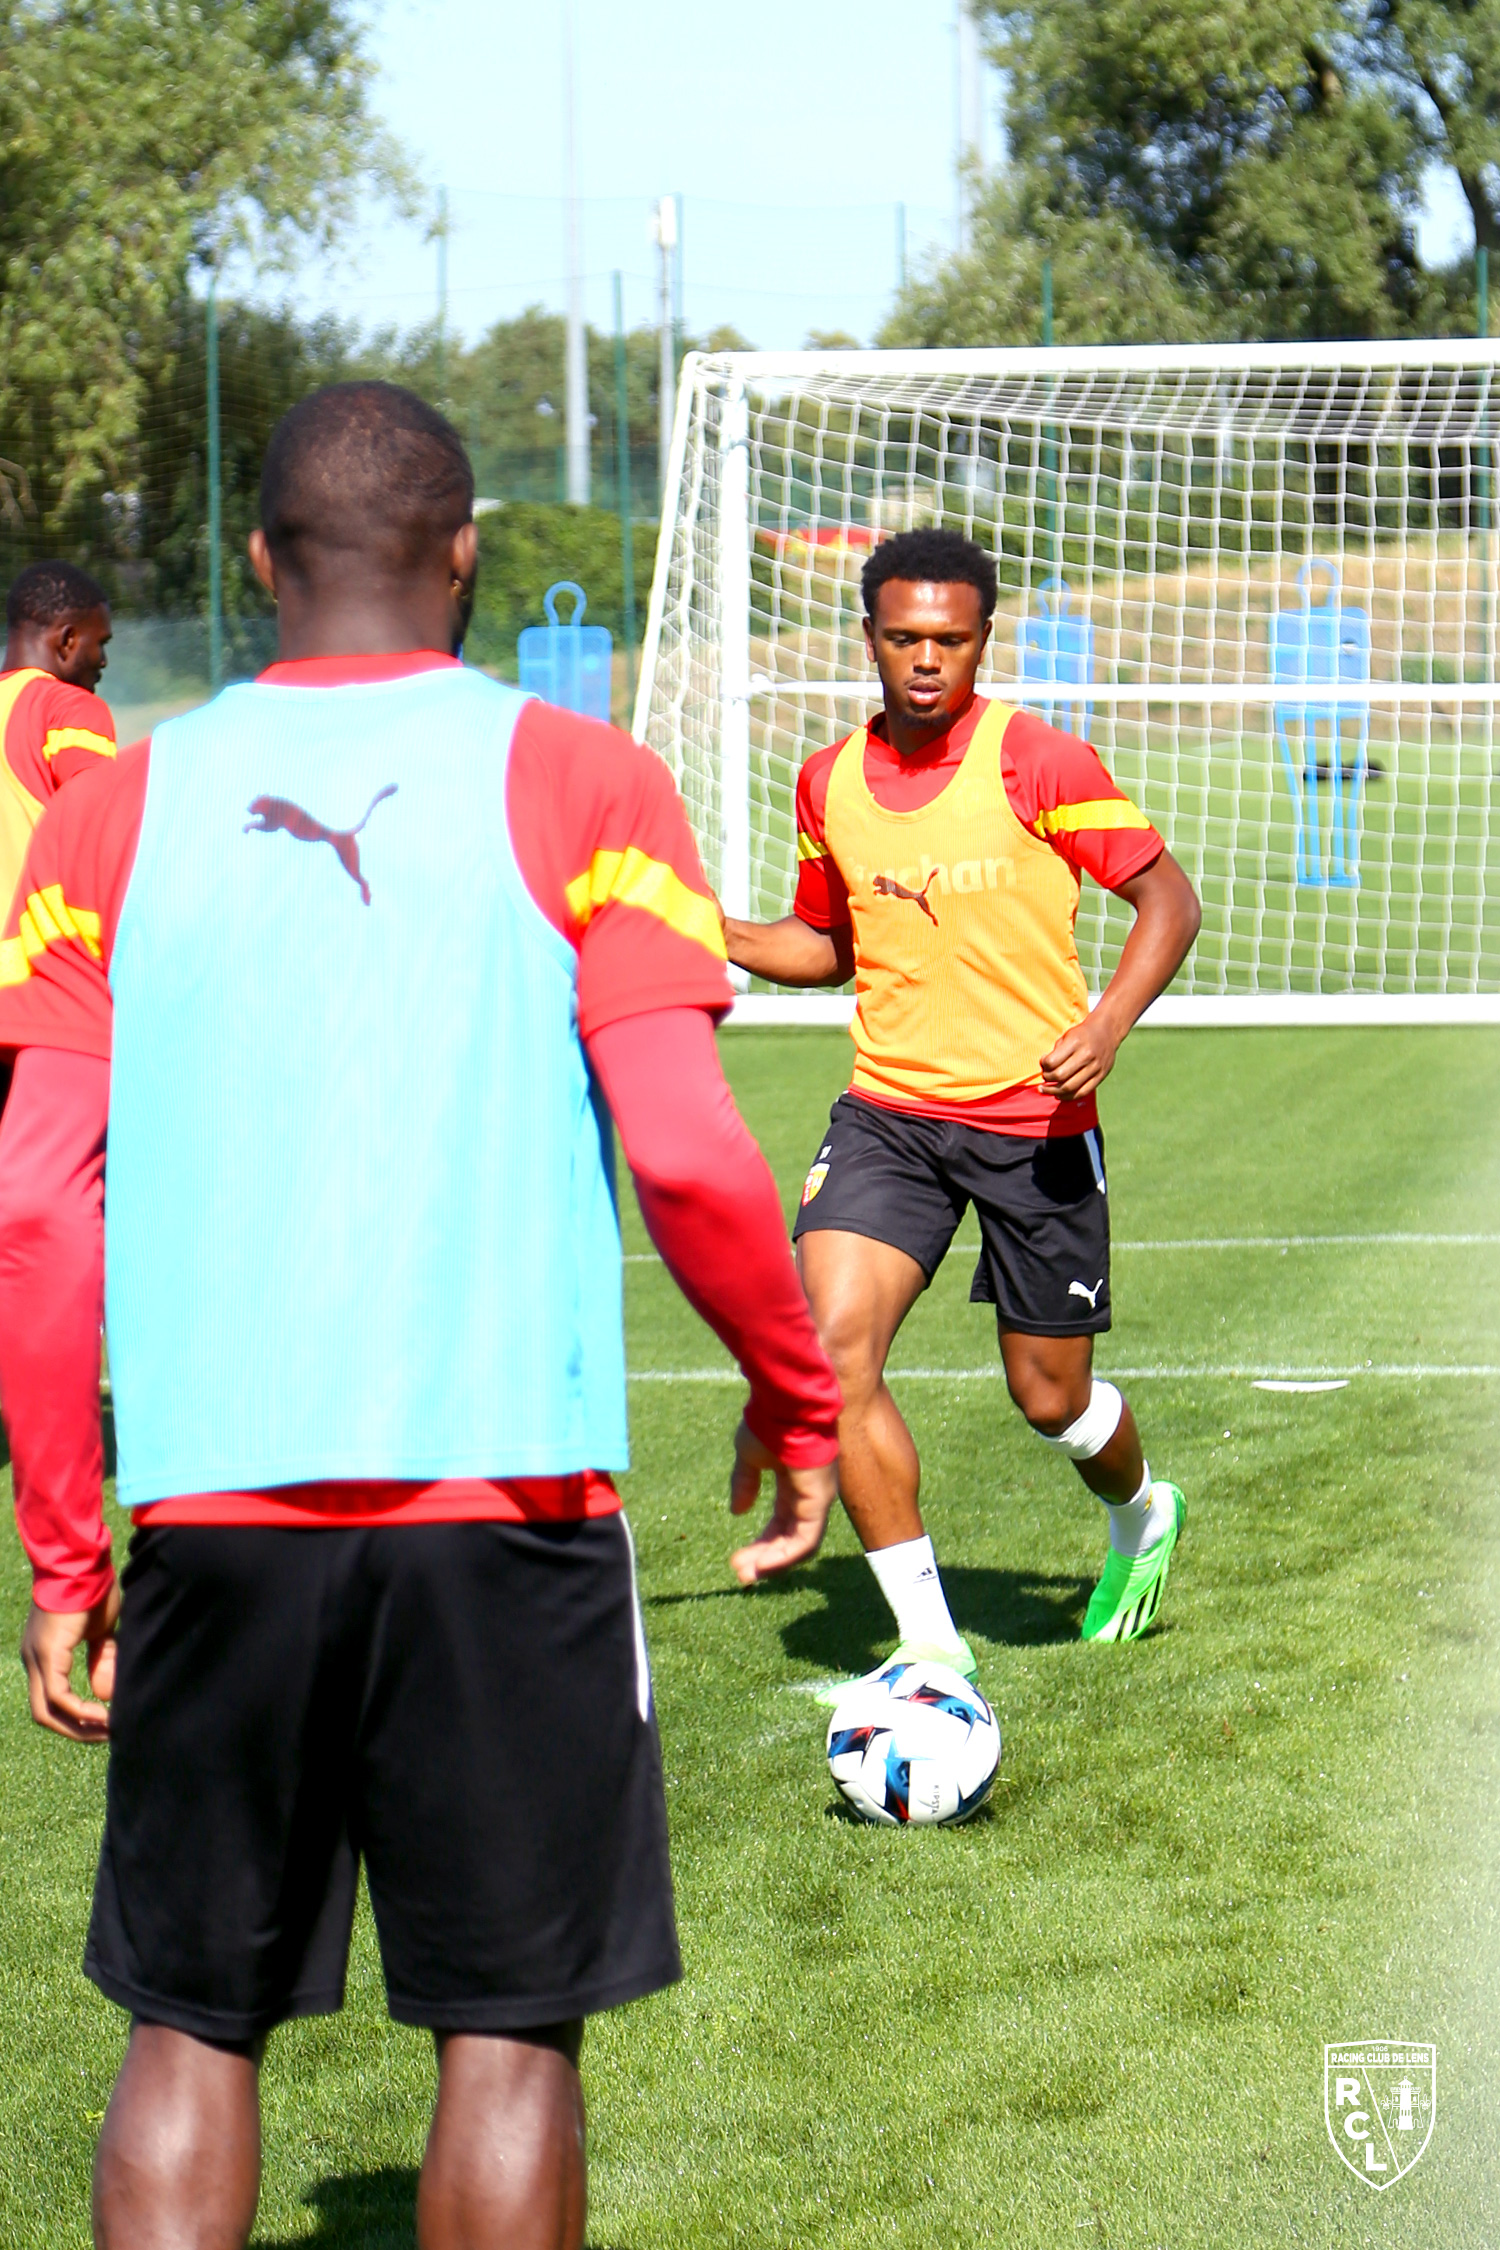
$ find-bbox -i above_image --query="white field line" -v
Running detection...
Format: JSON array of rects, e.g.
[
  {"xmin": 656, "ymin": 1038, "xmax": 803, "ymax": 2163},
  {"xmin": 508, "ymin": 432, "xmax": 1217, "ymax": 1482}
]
[
  {"xmin": 628, "ymin": 1364, "xmax": 1500, "ymax": 1382},
  {"xmin": 624, "ymin": 1233, "xmax": 1498, "ymax": 1264}
]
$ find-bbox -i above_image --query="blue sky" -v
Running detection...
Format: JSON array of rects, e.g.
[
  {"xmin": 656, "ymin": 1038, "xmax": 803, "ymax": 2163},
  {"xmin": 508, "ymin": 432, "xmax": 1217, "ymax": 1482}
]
[
  {"xmin": 274, "ymin": 0, "xmax": 993, "ymax": 348},
  {"xmin": 271, "ymin": 1, "xmax": 1475, "ymax": 352}
]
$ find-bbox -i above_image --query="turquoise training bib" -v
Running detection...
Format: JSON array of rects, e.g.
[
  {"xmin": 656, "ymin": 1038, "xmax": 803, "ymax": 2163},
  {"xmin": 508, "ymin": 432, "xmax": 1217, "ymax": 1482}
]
[{"xmin": 106, "ymin": 668, "xmax": 627, "ymax": 1505}]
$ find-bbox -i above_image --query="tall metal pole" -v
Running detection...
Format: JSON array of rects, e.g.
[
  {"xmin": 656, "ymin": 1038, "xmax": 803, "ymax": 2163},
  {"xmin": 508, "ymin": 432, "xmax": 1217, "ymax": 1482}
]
[
  {"xmin": 435, "ymin": 184, "xmax": 448, "ymax": 407},
  {"xmin": 1480, "ymin": 244, "xmax": 1490, "ymax": 338},
  {"xmin": 956, "ymin": 2, "xmax": 983, "ymax": 252},
  {"xmin": 672, "ymin": 193, "xmax": 685, "ymax": 377},
  {"xmin": 206, "ymin": 278, "xmax": 223, "ymax": 693},
  {"xmin": 563, "ymin": 0, "xmax": 590, "ymax": 505},
  {"xmin": 654, "ymin": 194, "xmax": 676, "ymax": 508},
  {"xmin": 613, "ymin": 271, "xmax": 637, "ymax": 709}
]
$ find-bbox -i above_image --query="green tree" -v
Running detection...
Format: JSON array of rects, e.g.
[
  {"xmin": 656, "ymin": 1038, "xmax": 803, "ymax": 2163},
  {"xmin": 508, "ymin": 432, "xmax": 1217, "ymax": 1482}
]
[
  {"xmin": 429, "ymin": 307, "xmax": 751, "ymax": 512},
  {"xmin": 891, "ymin": 0, "xmax": 1500, "ymax": 345},
  {"xmin": 443, "ymin": 307, "xmax": 661, "ymax": 507},
  {"xmin": 132, "ymin": 303, "xmax": 367, "ymax": 621},
  {"xmin": 1368, "ymin": 0, "xmax": 1500, "ymax": 256},
  {"xmin": 881, "ymin": 178, "xmax": 1213, "ymax": 349},
  {"xmin": 0, "ymin": 0, "xmax": 404, "ymax": 531}
]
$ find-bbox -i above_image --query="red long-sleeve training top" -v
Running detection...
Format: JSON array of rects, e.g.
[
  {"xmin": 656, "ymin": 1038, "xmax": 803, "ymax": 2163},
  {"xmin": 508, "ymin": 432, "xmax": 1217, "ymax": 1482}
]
[{"xmin": 0, "ymin": 653, "xmax": 841, "ymax": 1612}]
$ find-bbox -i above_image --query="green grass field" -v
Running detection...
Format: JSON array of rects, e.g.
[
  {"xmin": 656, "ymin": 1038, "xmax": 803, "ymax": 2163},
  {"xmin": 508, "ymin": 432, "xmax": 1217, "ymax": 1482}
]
[{"xmin": 1, "ymin": 1027, "xmax": 1496, "ymax": 2247}]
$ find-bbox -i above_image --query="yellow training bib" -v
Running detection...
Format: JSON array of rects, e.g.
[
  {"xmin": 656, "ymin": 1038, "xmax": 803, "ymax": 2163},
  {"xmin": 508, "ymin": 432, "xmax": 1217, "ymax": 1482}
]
[{"xmin": 823, "ymin": 699, "xmax": 1089, "ymax": 1107}]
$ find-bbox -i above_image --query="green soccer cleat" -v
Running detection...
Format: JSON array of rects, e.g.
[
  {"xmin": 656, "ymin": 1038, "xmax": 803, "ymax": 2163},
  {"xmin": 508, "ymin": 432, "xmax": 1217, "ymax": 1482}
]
[
  {"xmin": 810, "ymin": 1636, "xmax": 980, "ymax": 1709},
  {"xmin": 1081, "ymin": 1484, "xmax": 1186, "ymax": 1644}
]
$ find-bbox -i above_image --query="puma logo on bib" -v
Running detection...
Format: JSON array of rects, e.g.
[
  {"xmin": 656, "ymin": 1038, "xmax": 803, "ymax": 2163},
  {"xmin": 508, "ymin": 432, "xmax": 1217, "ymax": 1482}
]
[
  {"xmin": 872, "ymin": 869, "xmax": 940, "ymax": 924},
  {"xmin": 244, "ymin": 785, "xmax": 397, "ymax": 905}
]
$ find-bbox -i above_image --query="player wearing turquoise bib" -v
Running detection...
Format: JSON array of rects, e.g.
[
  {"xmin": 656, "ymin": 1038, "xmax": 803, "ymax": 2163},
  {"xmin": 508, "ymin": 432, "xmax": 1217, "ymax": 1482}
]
[{"xmin": 0, "ymin": 384, "xmax": 840, "ymax": 2250}]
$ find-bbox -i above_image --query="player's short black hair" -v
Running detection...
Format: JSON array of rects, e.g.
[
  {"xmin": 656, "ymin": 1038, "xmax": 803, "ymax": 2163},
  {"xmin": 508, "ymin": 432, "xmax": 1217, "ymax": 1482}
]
[
  {"xmin": 5, "ymin": 559, "xmax": 110, "ymax": 630},
  {"xmin": 259, "ymin": 381, "xmax": 475, "ymax": 576},
  {"xmin": 861, "ymin": 527, "xmax": 998, "ymax": 622}
]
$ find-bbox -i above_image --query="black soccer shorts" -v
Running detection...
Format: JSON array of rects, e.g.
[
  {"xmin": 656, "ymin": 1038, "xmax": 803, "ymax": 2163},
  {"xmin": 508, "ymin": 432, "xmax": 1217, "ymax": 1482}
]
[
  {"xmin": 791, "ymin": 1091, "xmax": 1112, "ymax": 1335},
  {"xmin": 86, "ymin": 1517, "xmax": 680, "ymax": 2044}
]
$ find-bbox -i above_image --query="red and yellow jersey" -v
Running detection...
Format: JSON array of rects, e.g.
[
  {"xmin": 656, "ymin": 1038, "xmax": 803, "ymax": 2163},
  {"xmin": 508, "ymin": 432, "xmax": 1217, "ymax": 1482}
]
[
  {"xmin": 0, "ymin": 668, "xmax": 115, "ymax": 922},
  {"xmin": 794, "ymin": 695, "xmax": 1162, "ymax": 1134},
  {"xmin": 0, "ymin": 650, "xmax": 730, "ymax": 1058}
]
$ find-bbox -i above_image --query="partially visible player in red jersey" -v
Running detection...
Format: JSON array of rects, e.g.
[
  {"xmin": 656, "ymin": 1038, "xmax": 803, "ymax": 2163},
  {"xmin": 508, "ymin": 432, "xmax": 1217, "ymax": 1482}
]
[
  {"xmin": 724, "ymin": 527, "xmax": 1202, "ymax": 1699},
  {"xmin": 0, "ymin": 385, "xmax": 839, "ymax": 2250},
  {"xmin": 0, "ymin": 560, "xmax": 116, "ymax": 914}
]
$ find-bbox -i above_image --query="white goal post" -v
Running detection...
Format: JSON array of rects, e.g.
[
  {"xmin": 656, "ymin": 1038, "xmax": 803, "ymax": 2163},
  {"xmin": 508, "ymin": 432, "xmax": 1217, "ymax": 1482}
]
[{"xmin": 632, "ymin": 342, "xmax": 1500, "ymax": 1026}]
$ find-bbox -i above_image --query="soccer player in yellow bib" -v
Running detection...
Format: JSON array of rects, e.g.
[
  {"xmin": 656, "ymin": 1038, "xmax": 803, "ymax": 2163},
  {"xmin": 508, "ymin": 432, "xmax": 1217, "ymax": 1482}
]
[{"xmin": 722, "ymin": 529, "xmax": 1202, "ymax": 1691}]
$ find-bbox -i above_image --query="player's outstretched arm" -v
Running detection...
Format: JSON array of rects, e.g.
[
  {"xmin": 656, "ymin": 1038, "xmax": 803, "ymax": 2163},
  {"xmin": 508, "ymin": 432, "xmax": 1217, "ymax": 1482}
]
[
  {"xmin": 1040, "ymin": 849, "xmax": 1201, "ymax": 1103},
  {"xmin": 586, "ymin": 1005, "xmax": 841, "ymax": 1577},
  {"xmin": 720, "ymin": 911, "xmax": 853, "ymax": 989}
]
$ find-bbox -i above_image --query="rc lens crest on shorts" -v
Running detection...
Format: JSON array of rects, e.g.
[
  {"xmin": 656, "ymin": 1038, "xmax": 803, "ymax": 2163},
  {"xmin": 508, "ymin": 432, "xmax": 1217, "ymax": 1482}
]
[{"xmin": 801, "ymin": 1146, "xmax": 832, "ymax": 1206}]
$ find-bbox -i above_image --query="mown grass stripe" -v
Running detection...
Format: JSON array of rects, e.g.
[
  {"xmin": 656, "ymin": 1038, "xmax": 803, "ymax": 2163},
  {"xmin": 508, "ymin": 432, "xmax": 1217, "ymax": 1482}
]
[
  {"xmin": 627, "ymin": 1362, "xmax": 1500, "ymax": 1381},
  {"xmin": 623, "ymin": 1233, "xmax": 1499, "ymax": 1264}
]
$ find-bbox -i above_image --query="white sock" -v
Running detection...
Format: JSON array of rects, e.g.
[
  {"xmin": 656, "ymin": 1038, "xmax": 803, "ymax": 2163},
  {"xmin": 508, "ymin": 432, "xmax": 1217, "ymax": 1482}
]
[
  {"xmin": 1101, "ymin": 1463, "xmax": 1168, "ymax": 1558},
  {"xmin": 866, "ymin": 1535, "xmax": 962, "ymax": 1650}
]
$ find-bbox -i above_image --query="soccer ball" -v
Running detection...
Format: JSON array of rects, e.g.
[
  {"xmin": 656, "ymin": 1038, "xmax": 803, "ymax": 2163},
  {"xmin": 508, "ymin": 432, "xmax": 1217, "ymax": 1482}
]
[{"xmin": 826, "ymin": 1660, "xmax": 1000, "ymax": 1826}]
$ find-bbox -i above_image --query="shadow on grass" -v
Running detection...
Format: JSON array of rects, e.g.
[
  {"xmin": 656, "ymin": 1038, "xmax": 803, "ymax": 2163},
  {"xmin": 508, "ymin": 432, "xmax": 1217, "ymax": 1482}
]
[
  {"xmin": 642, "ymin": 1585, "xmax": 743, "ymax": 1608},
  {"xmin": 254, "ymin": 2166, "xmax": 416, "ymax": 2249},
  {"xmin": 255, "ymin": 2165, "xmax": 639, "ymax": 2250},
  {"xmin": 656, "ymin": 1554, "xmax": 1093, "ymax": 1673},
  {"xmin": 943, "ymin": 1561, "xmax": 1093, "ymax": 1647},
  {"xmin": 823, "ymin": 1792, "xmax": 998, "ymax": 1829}
]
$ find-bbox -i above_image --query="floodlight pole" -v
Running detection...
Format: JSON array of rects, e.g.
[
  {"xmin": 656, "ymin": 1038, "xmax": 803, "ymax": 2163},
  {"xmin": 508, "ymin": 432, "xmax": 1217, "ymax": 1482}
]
[
  {"xmin": 563, "ymin": 0, "xmax": 590, "ymax": 505},
  {"xmin": 717, "ymin": 377, "xmax": 752, "ymax": 941},
  {"xmin": 206, "ymin": 276, "xmax": 223, "ymax": 694},
  {"xmin": 613, "ymin": 271, "xmax": 637, "ymax": 708},
  {"xmin": 435, "ymin": 184, "xmax": 449, "ymax": 408},
  {"xmin": 956, "ymin": 2, "xmax": 983, "ymax": 252},
  {"xmin": 672, "ymin": 194, "xmax": 685, "ymax": 376},
  {"xmin": 653, "ymin": 193, "xmax": 677, "ymax": 508}
]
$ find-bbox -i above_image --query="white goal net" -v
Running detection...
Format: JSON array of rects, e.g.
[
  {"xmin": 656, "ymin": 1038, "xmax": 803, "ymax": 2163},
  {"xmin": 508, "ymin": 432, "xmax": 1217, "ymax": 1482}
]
[{"xmin": 633, "ymin": 343, "xmax": 1500, "ymax": 1020}]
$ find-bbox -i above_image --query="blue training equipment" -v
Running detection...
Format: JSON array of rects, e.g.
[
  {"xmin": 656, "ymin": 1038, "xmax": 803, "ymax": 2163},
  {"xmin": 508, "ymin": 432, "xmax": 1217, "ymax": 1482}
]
[
  {"xmin": 518, "ymin": 581, "xmax": 613, "ymax": 722},
  {"xmin": 1016, "ymin": 576, "xmax": 1094, "ymax": 741},
  {"xmin": 1269, "ymin": 560, "xmax": 1371, "ymax": 890}
]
